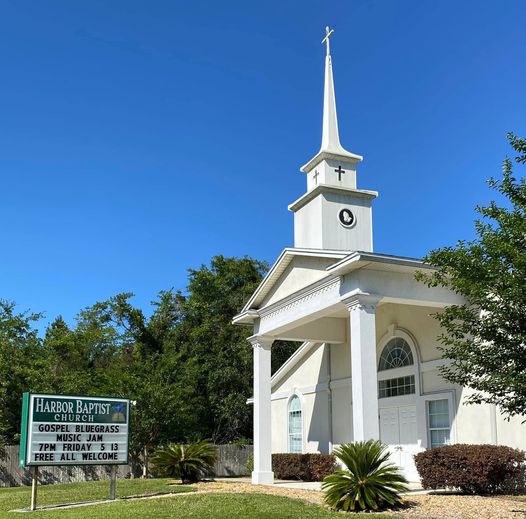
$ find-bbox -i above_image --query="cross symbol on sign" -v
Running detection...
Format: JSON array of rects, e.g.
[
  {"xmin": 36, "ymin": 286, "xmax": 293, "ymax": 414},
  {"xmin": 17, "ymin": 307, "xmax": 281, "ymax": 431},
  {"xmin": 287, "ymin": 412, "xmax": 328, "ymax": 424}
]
[
  {"xmin": 313, "ymin": 170, "xmax": 319, "ymax": 184},
  {"xmin": 335, "ymin": 165, "xmax": 345, "ymax": 181}
]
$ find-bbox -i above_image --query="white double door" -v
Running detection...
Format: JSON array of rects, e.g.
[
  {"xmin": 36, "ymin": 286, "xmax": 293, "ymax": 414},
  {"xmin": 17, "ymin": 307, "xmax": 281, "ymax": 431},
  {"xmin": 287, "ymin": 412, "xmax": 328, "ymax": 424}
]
[{"xmin": 379, "ymin": 404, "xmax": 422, "ymax": 482}]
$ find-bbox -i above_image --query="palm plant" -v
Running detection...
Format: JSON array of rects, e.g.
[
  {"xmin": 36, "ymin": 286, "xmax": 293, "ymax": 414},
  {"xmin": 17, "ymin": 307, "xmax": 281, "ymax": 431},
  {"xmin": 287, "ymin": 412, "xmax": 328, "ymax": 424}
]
[
  {"xmin": 322, "ymin": 440, "xmax": 409, "ymax": 512},
  {"xmin": 151, "ymin": 440, "xmax": 217, "ymax": 483}
]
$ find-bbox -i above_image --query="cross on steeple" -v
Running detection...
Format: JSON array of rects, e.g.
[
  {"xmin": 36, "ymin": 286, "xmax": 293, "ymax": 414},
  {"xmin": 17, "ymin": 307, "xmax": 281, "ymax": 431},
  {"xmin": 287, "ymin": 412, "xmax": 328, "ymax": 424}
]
[
  {"xmin": 313, "ymin": 169, "xmax": 319, "ymax": 184},
  {"xmin": 321, "ymin": 26, "xmax": 334, "ymax": 56},
  {"xmin": 335, "ymin": 165, "xmax": 345, "ymax": 181}
]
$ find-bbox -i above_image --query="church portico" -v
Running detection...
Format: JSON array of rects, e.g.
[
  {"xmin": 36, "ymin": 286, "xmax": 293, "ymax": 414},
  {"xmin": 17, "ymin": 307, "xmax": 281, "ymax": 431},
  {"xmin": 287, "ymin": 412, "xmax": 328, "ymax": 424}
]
[
  {"xmin": 243, "ymin": 260, "xmax": 465, "ymax": 483},
  {"xmin": 239, "ymin": 246, "xmax": 470, "ymax": 481},
  {"xmin": 249, "ymin": 299, "xmax": 462, "ymax": 482}
]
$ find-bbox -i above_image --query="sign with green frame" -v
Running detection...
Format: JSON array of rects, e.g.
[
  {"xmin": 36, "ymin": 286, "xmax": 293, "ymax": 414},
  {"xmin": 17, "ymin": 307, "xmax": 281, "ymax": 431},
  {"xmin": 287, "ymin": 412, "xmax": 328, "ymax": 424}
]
[{"xmin": 19, "ymin": 393, "xmax": 130, "ymax": 467}]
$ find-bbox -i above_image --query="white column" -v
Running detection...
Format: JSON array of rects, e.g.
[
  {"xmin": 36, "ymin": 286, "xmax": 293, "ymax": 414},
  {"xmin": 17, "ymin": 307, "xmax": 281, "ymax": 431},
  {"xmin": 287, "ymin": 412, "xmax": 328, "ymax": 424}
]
[
  {"xmin": 249, "ymin": 335, "xmax": 274, "ymax": 484},
  {"xmin": 345, "ymin": 294, "xmax": 380, "ymax": 441}
]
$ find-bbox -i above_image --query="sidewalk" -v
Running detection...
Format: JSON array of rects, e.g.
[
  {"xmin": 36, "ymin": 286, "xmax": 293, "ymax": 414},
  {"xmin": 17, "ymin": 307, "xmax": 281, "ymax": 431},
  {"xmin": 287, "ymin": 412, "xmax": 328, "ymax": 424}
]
[{"xmin": 214, "ymin": 477, "xmax": 424, "ymax": 493}]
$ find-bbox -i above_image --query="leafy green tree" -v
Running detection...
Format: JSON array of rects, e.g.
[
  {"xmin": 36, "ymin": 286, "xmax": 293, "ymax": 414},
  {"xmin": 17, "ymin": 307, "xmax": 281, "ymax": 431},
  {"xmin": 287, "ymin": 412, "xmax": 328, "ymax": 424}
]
[
  {"xmin": 106, "ymin": 353, "xmax": 201, "ymax": 477},
  {"xmin": 43, "ymin": 305, "xmax": 123, "ymax": 395},
  {"xmin": 55, "ymin": 292, "xmax": 201, "ymax": 475},
  {"xmin": 417, "ymin": 133, "xmax": 526, "ymax": 417},
  {"xmin": 0, "ymin": 301, "xmax": 51, "ymax": 447},
  {"xmin": 171, "ymin": 255, "xmax": 298, "ymax": 443},
  {"xmin": 0, "ymin": 254, "xmax": 300, "ymax": 471}
]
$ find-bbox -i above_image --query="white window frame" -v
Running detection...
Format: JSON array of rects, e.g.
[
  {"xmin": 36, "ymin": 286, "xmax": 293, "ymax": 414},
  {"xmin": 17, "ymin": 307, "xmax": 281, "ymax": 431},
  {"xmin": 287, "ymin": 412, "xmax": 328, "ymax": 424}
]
[
  {"xmin": 287, "ymin": 392, "xmax": 304, "ymax": 454},
  {"xmin": 424, "ymin": 392, "xmax": 456, "ymax": 449},
  {"xmin": 376, "ymin": 329, "xmax": 421, "ymax": 402}
]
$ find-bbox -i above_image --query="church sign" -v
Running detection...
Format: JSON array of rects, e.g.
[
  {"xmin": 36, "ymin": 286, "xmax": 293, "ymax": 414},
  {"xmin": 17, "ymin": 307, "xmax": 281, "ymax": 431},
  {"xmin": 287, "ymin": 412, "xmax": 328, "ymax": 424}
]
[{"xmin": 19, "ymin": 393, "xmax": 130, "ymax": 467}]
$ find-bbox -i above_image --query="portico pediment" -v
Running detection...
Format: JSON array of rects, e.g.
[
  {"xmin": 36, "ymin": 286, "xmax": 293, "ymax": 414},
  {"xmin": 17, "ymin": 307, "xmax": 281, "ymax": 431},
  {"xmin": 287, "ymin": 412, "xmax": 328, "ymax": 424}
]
[
  {"xmin": 237, "ymin": 248, "xmax": 346, "ymax": 315},
  {"xmin": 261, "ymin": 254, "xmax": 341, "ymax": 308}
]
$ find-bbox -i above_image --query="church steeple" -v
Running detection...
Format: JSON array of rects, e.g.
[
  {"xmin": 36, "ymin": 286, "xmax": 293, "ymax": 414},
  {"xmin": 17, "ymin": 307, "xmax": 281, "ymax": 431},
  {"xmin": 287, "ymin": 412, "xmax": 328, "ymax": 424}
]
[
  {"xmin": 289, "ymin": 26, "xmax": 377, "ymax": 252},
  {"xmin": 301, "ymin": 27, "xmax": 363, "ymax": 189},
  {"xmin": 319, "ymin": 27, "xmax": 362, "ymax": 163}
]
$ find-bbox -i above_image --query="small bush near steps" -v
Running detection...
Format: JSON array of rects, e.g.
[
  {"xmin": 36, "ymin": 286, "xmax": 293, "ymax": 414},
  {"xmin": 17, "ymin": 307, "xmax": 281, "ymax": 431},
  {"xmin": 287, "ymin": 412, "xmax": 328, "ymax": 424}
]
[
  {"xmin": 414, "ymin": 444, "xmax": 526, "ymax": 494},
  {"xmin": 322, "ymin": 440, "xmax": 409, "ymax": 512},
  {"xmin": 271, "ymin": 453, "xmax": 336, "ymax": 481}
]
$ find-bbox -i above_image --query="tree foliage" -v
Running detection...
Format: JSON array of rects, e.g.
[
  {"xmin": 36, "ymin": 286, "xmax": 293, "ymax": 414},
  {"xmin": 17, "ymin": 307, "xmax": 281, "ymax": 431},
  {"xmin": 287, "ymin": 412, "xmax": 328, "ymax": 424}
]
[
  {"xmin": 0, "ymin": 301, "xmax": 50, "ymax": 449},
  {"xmin": 0, "ymin": 255, "xmax": 299, "ymax": 472},
  {"xmin": 417, "ymin": 133, "xmax": 526, "ymax": 417}
]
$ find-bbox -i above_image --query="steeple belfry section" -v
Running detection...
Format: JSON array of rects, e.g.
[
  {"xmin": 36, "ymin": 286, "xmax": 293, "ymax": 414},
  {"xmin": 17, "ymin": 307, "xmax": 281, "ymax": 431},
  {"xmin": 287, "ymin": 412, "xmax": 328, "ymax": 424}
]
[{"xmin": 289, "ymin": 26, "xmax": 377, "ymax": 252}]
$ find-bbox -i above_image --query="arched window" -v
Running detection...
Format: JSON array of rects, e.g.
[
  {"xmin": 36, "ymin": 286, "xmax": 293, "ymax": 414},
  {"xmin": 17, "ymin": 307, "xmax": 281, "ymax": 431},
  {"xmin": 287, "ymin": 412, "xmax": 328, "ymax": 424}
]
[
  {"xmin": 288, "ymin": 395, "xmax": 302, "ymax": 453},
  {"xmin": 378, "ymin": 337, "xmax": 416, "ymax": 399},
  {"xmin": 378, "ymin": 337, "xmax": 414, "ymax": 371}
]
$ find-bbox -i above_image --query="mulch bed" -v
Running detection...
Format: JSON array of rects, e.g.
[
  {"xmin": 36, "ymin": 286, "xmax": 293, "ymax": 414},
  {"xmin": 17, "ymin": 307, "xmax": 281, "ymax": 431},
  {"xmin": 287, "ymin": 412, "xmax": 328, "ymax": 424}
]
[{"xmin": 189, "ymin": 481, "xmax": 526, "ymax": 519}]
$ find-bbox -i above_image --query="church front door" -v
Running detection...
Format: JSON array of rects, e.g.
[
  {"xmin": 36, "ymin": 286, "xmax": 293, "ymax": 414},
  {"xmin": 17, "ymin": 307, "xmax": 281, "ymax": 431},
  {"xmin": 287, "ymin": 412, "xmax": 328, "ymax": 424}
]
[{"xmin": 379, "ymin": 405, "xmax": 422, "ymax": 482}]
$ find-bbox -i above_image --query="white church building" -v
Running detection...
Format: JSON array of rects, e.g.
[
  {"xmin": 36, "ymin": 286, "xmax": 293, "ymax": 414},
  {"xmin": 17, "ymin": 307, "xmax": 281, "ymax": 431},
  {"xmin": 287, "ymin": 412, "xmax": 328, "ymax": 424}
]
[{"xmin": 233, "ymin": 28, "xmax": 526, "ymax": 484}]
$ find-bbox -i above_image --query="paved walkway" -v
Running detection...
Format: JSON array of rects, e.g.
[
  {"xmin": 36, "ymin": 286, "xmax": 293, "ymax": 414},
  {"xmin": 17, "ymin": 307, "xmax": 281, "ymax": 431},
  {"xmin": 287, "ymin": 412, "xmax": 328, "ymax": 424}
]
[{"xmin": 214, "ymin": 477, "xmax": 424, "ymax": 493}]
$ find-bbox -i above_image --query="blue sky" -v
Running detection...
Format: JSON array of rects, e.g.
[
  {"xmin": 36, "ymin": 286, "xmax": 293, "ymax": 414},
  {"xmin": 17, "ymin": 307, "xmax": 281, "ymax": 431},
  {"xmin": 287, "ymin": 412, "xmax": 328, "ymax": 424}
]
[{"xmin": 1, "ymin": 0, "xmax": 525, "ymax": 331}]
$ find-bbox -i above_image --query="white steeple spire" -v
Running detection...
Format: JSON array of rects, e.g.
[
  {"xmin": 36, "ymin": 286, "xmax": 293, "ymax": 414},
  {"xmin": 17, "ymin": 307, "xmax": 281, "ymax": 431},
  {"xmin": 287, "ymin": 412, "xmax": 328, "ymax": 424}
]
[
  {"xmin": 301, "ymin": 26, "xmax": 362, "ymax": 173},
  {"xmin": 289, "ymin": 27, "xmax": 377, "ymax": 253}
]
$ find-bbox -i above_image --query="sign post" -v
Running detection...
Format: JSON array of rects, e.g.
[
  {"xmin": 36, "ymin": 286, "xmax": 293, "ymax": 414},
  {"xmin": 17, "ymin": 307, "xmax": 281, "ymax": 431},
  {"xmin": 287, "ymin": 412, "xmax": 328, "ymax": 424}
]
[
  {"xmin": 30, "ymin": 466, "xmax": 38, "ymax": 511},
  {"xmin": 109, "ymin": 465, "xmax": 117, "ymax": 500},
  {"xmin": 20, "ymin": 393, "xmax": 130, "ymax": 511}
]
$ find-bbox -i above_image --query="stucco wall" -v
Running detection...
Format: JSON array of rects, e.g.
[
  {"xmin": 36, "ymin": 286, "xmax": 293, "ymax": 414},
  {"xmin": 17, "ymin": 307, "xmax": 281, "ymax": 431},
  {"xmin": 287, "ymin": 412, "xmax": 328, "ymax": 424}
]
[
  {"xmin": 271, "ymin": 343, "xmax": 332, "ymax": 454},
  {"xmin": 454, "ymin": 387, "xmax": 526, "ymax": 449},
  {"xmin": 270, "ymin": 381, "xmax": 332, "ymax": 454},
  {"xmin": 328, "ymin": 339, "xmax": 351, "ymax": 381},
  {"xmin": 272, "ymin": 343, "xmax": 327, "ymax": 395},
  {"xmin": 497, "ymin": 413, "xmax": 526, "ymax": 450},
  {"xmin": 376, "ymin": 303, "xmax": 443, "ymax": 362},
  {"xmin": 331, "ymin": 385, "xmax": 352, "ymax": 446},
  {"xmin": 271, "ymin": 398, "xmax": 288, "ymax": 452}
]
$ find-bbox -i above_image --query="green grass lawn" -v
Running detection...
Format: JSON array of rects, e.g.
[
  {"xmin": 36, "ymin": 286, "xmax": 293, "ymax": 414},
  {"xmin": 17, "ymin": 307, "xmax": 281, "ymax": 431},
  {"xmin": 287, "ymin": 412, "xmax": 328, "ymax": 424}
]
[
  {"xmin": 0, "ymin": 478, "xmax": 191, "ymax": 514},
  {"xmin": 0, "ymin": 479, "xmax": 399, "ymax": 518}
]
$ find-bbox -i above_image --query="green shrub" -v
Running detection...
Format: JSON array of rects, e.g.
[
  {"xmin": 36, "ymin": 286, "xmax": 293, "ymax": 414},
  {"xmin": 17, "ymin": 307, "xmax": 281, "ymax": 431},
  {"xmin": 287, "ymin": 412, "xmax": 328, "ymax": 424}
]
[
  {"xmin": 305, "ymin": 453, "xmax": 337, "ymax": 481},
  {"xmin": 272, "ymin": 453, "xmax": 336, "ymax": 481},
  {"xmin": 151, "ymin": 440, "xmax": 217, "ymax": 483},
  {"xmin": 414, "ymin": 444, "xmax": 526, "ymax": 494},
  {"xmin": 272, "ymin": 453, "xmax": 308, "ymax": 480},
  {"xmin": 322, "ymin": 440, "xmax": 408, "ymax": 512}
]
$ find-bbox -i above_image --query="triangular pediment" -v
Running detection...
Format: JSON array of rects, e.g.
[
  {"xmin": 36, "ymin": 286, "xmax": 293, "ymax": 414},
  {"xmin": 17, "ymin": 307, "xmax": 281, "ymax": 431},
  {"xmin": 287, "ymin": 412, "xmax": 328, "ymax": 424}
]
[
  {"xmin": 241, "ymin": 248, "xmax": 346, "ymax": 313},
  {"xmin": 261, "ymin": 256, "xmax": 339, "ymax": 307}
]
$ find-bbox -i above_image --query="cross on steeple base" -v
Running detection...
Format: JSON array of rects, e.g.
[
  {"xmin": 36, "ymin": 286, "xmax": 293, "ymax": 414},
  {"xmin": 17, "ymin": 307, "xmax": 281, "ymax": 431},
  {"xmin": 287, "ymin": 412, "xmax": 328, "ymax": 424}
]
[{"xmin": 305, "ymin": 158, "xmax": 358, "ymax": 191}]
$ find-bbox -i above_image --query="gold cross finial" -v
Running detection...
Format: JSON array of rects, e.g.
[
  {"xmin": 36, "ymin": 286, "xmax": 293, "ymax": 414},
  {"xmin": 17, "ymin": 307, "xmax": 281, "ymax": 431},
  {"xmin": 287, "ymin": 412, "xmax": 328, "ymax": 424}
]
[{"xmin": 321, "ymin": 26, "xmax": 334, "ymax": 56}]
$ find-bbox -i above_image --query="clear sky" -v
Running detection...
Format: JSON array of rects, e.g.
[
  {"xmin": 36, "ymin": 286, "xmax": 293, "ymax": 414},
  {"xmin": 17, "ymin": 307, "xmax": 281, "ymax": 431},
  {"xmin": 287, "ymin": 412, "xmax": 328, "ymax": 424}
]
[{"xmin": 1, "ymin": 0, "xmax": 525, "ymax": 331}]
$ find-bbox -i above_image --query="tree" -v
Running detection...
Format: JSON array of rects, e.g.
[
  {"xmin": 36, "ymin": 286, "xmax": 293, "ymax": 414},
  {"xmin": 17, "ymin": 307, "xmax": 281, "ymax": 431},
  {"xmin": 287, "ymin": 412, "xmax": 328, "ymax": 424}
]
[
  {"xmin": 55, "ymin": 292, "xmax": 201, "ymax": 476},
  {"xmin": 0, "ymin": 301, "xmax": 50, "ymax": 448},
  {"xmin": 171, "ymin": 255, "xmax": 299, "ymax": 443},
  {"xmin": 0, "ymin": 254, "xmax": 300, "ymax": 470},
  {"xmin": 417, "ymin": 133, "xmax": 526, "ymax": 418}
]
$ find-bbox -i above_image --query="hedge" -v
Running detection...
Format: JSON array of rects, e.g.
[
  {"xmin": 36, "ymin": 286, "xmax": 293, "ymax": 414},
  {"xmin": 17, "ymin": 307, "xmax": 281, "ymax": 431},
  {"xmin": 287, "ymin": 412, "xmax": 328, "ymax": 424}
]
[
  {"xmin": 414, "ymin": 444, "xmax": 526, "ymax": 494},
  {"xmin": 272, "ymin": 453, "xmax": 336, "ymax": 481}
]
